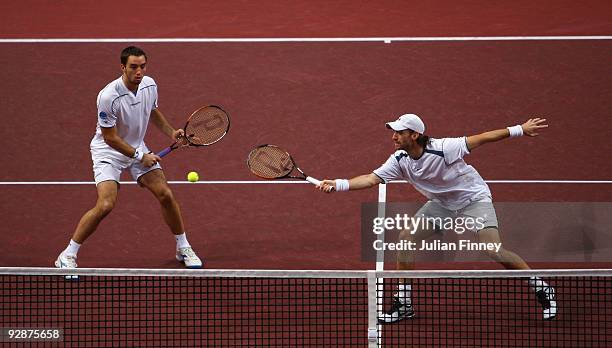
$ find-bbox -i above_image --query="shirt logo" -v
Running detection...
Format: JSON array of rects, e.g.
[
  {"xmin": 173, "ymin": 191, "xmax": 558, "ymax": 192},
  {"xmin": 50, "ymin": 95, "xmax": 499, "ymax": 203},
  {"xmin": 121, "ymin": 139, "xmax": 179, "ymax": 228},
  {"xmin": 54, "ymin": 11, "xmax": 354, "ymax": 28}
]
[
  {"xmin": 99, "ymin": 111, "xmax": 111, "ymax": 124},
  {"xmin": 395, "ymin": 150, "xmax": 408, "ymax": 162}
]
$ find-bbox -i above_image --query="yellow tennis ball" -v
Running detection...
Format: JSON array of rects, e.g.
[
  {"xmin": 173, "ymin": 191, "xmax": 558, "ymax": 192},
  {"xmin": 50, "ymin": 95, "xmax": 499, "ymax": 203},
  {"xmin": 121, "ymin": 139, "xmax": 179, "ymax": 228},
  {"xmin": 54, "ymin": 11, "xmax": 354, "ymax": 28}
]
[{"xmin": 187, "ymin": 171, "xmax": 199, "ymax": 183}]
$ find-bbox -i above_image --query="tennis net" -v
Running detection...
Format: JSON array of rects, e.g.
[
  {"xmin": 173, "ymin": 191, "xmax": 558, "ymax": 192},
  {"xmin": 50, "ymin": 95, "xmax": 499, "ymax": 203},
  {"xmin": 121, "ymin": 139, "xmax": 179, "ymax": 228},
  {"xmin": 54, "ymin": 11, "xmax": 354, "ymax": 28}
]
[{"xmin": 0, "ymin": 268, "xmax": 610, "ymax": 347}]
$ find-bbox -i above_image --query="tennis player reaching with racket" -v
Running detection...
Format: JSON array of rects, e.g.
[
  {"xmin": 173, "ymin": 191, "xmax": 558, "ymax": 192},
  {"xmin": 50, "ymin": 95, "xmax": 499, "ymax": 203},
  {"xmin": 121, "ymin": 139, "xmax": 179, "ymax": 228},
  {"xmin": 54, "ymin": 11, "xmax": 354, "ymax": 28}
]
[
  {"xmin": 55, "ymin": 46, "xmax": 202, "ymax": 274},
  {"xmin": 317, "ymin": 114, "xmax": 557, "ymax": 322}
]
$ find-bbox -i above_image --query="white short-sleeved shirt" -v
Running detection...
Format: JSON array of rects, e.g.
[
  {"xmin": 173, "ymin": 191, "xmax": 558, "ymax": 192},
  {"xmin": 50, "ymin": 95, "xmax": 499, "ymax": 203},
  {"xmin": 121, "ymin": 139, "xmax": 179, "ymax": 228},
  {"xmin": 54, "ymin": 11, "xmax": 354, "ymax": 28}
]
[
  {"xmin": 90, "ymin": 76, "xmax": 158, "ymax": 162},
  {"xmin": 373, "ymin": 137, "xmax": 492, "ymax": 210}
]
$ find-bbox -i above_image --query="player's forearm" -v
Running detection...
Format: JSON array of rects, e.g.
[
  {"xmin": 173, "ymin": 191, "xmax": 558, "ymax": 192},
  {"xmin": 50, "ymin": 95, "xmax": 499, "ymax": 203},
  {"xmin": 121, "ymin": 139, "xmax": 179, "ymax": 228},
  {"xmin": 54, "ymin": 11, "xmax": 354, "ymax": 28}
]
[
  {"xmin": 466, "ymin": 119, "xmax": 545, "ymax": 151},
  {"xmin": 465, "ymin": 128, "xmax": 510, "ymax": 151},
  {"xmin": 150, "ymin": 108, "xmax": 176, "ymax": 138},
  {"xmin": 103, "ymin": 133, "xmax": 139, "ymax": 158},
  {"xmin": 347, "ymin": 174, "xmax": 383, "ymax": 190},
  {"xmin": 319, "ymin": 173, "xmax": 382, "ymax": 193}
]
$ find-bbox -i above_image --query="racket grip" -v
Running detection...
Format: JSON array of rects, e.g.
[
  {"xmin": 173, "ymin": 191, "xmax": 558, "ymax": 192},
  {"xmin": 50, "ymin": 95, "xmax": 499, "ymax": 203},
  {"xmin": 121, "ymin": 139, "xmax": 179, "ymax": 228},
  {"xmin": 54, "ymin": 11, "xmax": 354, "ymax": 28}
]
[
  {"xmin": 305, "ymin": 176, "xmax": 321, "ymax": 186},
  {"xmin": 158, "ymin": 147, "xmax": 172, "ymax": 158}
]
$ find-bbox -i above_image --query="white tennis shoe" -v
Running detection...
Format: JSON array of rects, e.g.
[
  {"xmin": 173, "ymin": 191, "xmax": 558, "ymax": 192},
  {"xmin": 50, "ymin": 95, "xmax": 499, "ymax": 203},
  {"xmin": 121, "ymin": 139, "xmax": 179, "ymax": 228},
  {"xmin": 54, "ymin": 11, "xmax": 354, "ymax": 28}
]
[
  {"xmin": 536, "ymin": 286, "xmax": 557, "ymax": 320},
  {"xmin": 54, "ymin": 252, "xmax": 79, "ymax": 280},
  {"xmin": 378, "ymin": 296, "xmax": 416, "ymax": 324},
  {"xmin": 176, "ymin": 247, "xmax": 203, "ymax": 269}
]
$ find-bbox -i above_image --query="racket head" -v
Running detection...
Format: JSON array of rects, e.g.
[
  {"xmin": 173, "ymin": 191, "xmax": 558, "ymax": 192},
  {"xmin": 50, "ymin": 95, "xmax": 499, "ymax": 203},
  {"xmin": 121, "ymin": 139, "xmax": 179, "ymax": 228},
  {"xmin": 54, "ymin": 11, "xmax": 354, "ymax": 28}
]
[
  {"xmin": 183, "ymin": 105, "xmax": 230, "ymax": 146},
  {"xmin": 247, "ymin": 145, "xmax": 299, "ymax": 179}
]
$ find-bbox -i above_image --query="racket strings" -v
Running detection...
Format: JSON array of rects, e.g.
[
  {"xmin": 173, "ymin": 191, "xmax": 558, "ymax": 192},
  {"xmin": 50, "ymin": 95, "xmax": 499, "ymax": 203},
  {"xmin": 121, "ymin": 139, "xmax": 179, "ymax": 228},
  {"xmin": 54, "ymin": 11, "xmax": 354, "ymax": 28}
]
[
  {"xmin": 247, "ymin": 146, "xmax": 295, "ymax": 179},
  {"xmin": 185, "ymin": 107, "xmax": 229, "ymax": 145}
]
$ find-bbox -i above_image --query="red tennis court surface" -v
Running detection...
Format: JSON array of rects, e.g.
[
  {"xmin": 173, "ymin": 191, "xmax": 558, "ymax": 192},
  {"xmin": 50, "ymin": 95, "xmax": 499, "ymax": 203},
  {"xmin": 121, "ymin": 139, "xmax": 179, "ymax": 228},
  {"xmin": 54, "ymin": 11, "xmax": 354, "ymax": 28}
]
[
  {"xmin": 0, "ymin": 41, "xmax": 610, "ymax": 269},
  {"xmin": 2, "ymin": 0, "xmax": 611, "ymax": 38}
]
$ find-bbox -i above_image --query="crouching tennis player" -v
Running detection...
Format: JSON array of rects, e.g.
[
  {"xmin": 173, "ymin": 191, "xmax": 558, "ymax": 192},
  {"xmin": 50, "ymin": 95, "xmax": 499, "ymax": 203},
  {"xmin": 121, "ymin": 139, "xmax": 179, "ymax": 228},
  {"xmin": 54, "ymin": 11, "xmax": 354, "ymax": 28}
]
[
  {"xmin": 317, "ymin": 114, "xmax": 556, "ymax": 322},
  {"xmin": 55, "ymin": 46, "xmax": 203, "ymax": 276}
]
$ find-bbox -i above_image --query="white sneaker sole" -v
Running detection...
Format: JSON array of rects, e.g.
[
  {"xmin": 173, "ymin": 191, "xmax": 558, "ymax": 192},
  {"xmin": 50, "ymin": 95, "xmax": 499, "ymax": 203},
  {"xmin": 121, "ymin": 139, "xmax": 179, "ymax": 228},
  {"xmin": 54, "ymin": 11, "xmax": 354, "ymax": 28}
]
[
  {"xmin": 175, "ymin": 254, "xmax": 203, "ymax": 269},
  {"xmin": 378, "ymin": 311, "xmax": 416, "ymax": 324}
]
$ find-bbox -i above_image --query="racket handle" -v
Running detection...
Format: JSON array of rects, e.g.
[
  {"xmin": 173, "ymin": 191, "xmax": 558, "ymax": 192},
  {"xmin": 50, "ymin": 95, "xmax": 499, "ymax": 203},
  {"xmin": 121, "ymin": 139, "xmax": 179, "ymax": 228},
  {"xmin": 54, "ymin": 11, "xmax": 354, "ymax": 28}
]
[
  {"xmin": 158, "ymin": 147, "xmax": 172, "ymax": 158},
  {"xmin": 305, "ymin": 176, "xmax": 321, "ymax": 186}
]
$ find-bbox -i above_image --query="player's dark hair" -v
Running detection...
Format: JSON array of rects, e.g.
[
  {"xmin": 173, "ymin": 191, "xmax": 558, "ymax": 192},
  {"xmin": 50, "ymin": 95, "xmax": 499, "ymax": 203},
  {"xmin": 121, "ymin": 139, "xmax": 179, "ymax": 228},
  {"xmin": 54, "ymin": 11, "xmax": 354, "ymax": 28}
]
[
  {"xmin": 407, "ymin": 130, "xmax": 430, "ymax": 147},
  {"xmin": 416, "ymin": 134, "xmax": 430, "ymax": 147},
  {"xmin": 120, "ymin": 46, "xmax": 147, "ymax": 65}
]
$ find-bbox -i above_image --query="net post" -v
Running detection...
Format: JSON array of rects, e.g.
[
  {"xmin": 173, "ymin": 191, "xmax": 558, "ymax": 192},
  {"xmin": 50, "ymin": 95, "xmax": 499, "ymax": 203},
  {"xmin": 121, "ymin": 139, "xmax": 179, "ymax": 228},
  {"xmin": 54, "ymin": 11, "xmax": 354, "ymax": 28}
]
[
  {"xmin": 367, "ymin": 270, "xmax": 379, "ymax": 347},
  {"xmin": 375, "ymin": 184, "xmax": 386, "ymax": 346},
  {"xmin": 375, "ymin": 184, "xmax": 387, "ymax": 347},
  {"xmin": 376, "ymin": 183, "xmax": 387, "ymax": 271}
]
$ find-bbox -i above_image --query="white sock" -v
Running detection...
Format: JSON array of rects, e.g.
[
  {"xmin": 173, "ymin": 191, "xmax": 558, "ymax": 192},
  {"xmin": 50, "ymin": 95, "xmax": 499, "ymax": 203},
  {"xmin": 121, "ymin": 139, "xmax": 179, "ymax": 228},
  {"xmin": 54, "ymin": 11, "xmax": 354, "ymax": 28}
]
[
  {"xmin": 397, "ymin": 283, "xmax": 412, "ymax": 304},
  {"xmin": 528, "ymin": 276, "xmax": 549, "ymax": 292},
  {"xmin": 64, "ymin": 240, "xmax": 81, "ymax": 257},
  {"xmin": 175, "ymin": 233, "xmax": 191, "ymax": 249}
]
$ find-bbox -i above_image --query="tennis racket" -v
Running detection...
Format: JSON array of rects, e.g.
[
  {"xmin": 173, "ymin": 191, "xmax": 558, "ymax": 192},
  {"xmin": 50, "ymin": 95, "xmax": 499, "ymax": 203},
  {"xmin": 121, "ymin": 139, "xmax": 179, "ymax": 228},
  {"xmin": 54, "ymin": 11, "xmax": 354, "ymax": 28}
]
[
  {"xmin": 158, "ymin": 105, "xmax": 230, "ymax": 157},
  {"xmin": 247, "ymin": 145, "xmax": 322, "ymax": 186}
]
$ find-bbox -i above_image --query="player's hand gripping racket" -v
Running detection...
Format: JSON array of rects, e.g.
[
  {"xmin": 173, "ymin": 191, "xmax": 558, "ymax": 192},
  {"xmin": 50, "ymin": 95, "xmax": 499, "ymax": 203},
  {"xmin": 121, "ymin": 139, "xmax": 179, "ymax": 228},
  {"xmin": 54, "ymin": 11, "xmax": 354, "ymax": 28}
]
[
  {"xmin": 247, "ymin": 145, "xmax": 322, "ymax": 186},
  {"xmin": 158, "ymin": 105, "xmax": 230, "ymax": 157}
]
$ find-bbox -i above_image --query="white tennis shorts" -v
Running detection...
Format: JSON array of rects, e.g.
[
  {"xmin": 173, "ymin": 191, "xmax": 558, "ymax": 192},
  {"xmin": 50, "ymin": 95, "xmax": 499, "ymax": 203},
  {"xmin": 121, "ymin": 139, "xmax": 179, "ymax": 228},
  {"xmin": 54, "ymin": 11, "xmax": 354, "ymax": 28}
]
[
  {"xmin": 415, "ymin": 197, "xmax": 499, "ymax": 234},
  {"xmin": 91, "ymin": 144, "xmax": 161, "ymax": 185}
]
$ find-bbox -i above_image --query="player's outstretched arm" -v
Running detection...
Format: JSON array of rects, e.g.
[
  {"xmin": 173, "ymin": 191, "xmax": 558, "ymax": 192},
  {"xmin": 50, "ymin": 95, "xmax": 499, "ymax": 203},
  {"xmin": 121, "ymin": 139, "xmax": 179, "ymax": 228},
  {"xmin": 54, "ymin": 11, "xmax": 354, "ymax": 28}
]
[
  {"xmin": 317, "ymin": 173, "xmax": 383, "ymax": 193},
  {"xmin": 466, "ymin": 118, "xmax": 548, "ymax": 151}
]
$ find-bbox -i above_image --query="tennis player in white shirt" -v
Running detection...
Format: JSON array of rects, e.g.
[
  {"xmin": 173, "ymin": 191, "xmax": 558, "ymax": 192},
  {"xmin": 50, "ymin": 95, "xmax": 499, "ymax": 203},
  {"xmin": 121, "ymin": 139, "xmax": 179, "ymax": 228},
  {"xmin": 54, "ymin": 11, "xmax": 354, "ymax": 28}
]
[
  {"xmin": 55, "ymin": 46, "xmax": 202, "ymax": 274},
  {"xmin": 317, "ymin": 113, "xmax": 556, "ymax": 322}
]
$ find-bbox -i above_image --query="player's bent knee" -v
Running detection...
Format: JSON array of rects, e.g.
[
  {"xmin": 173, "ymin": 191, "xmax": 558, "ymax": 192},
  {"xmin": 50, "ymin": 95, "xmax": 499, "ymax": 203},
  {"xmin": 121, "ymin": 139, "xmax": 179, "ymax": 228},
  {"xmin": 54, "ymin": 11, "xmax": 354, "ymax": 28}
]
[
  {"xmin": 95, "ymin": 200, "xmax": 115, "ymax": 217},
  {"xmin": 156, "ymin": 187, "xmax": 175, "ymax": 204}
]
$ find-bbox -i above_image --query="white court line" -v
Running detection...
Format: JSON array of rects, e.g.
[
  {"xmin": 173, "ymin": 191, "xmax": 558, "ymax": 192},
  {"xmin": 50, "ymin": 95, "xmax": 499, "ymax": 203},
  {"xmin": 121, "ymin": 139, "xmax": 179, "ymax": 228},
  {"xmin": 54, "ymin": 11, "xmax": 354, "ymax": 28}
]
[
  {"xmin": 393, "ymin": 180, "xmax": 612, "ymax": 184},
  {"xmin": 0, "ymin": 36, "xmax": 611, "ymax": 43},
  {"xmin": 0, "ymin": 180, "xmax": 611, "ymax": 185},
  {"xmin": 0, "ymin": 181, "xmax": 300, "ymax": 185}
]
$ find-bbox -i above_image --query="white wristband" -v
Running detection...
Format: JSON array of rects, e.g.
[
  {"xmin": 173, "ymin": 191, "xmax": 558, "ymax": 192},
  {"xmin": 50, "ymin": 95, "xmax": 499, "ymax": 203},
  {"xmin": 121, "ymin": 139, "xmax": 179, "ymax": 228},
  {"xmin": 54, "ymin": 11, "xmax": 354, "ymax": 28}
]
[
  {"xmin": 133, "ymin": 149, "xmax": 144, "ymax": 161},
  {"xmin": 507, "ymin": 125, "xmax": 523, "ymax": 138},
  {"xmin": 335, "ymin": 179, "xmax": 350, "ymax": 192}
]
